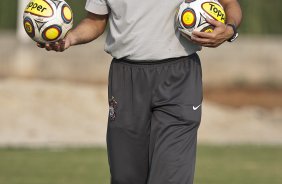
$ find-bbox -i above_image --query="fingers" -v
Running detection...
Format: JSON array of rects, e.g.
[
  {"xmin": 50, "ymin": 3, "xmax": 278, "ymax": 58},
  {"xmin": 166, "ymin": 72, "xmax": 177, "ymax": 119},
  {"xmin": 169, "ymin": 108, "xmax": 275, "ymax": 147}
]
[
  {"xmin": 206, "ymin": 17, "xmax": 223, "ymax": 27},
  {"xmin": 37, "ymin": 42, "xmax": 45, "ymax": 48},
  {"xmin": 192, "ymin": 31, "xmax": 214, "ymax": 39},
  {"xmin": 45, "ymin": 43, "xmax": 53, "ymax": 51},
  {"xmin": 53, "ymin": 42, "xmax": 62, "ymax": 52},
  {"xmin": 59, "ymin": 39, "xmax": 66, "ymax": 51},
  {"xmin": 36, "ymin": 40, "xmax": 66, "ymax": 52},
  {"xmin": 191, "ymin": 32, "xmax": 220, "ymax": 48},
  {"xmin": 191, "ymin": 34, "xmax": 212, "ymax": 47}
]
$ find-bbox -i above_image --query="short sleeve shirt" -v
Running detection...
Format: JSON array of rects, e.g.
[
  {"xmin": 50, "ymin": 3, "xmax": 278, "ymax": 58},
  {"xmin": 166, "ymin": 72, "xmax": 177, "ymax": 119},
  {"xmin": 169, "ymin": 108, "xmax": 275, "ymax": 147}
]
[{"xmin": 85, "ymin": 0, "xmax": 201, "ymax": 60}]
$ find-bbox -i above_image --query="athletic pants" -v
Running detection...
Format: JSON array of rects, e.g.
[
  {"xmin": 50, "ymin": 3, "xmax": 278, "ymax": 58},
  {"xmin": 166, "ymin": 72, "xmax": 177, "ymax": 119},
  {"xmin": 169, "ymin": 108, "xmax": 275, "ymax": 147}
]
[{"xmin": 107, "ymin": 53, "xmax": 203, "ymax": 184}]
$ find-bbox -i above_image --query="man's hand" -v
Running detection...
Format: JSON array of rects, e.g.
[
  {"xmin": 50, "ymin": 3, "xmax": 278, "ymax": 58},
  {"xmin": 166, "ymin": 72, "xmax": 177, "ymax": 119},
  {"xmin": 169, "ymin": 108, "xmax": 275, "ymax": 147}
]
[
  {"xmin": 191, "ymin": 17, "xmax": 234, "ymax": 48},
  {"xmin": 36, "ymin": 31, "xmax": 73, "ymax": 52}
]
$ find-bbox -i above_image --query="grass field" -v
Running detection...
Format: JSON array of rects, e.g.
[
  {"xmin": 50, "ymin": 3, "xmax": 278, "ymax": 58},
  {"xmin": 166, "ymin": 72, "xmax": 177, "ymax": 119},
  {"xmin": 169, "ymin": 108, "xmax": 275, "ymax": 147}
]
[{"xmin": 0, "ymin": 145, "xmax": 281, "ymax": 184}]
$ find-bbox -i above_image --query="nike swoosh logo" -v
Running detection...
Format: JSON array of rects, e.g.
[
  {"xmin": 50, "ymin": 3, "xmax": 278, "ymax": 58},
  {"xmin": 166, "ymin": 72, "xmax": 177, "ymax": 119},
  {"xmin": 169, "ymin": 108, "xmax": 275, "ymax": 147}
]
[{"xmin": 193, "ymin": 104, "xmax": 201, "ymax": 110}]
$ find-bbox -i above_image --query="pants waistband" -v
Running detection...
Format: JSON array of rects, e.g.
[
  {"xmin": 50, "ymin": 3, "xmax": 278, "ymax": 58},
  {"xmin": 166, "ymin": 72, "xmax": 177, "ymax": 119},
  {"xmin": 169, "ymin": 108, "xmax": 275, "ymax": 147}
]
[{"xmin": 113, "ymin": 53, "xmax": 198, "ymax": 65}]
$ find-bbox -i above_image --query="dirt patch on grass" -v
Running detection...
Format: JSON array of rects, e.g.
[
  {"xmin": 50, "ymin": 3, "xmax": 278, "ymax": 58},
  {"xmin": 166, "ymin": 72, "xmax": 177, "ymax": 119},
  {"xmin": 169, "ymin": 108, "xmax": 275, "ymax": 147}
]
[{"xmin": 204, "ymin": 87, "xmax": 282, "ymax": 109}]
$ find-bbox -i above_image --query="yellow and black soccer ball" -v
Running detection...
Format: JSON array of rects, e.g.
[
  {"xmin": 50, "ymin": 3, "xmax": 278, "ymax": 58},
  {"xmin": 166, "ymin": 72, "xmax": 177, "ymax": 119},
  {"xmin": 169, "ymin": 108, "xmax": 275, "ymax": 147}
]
[
  {"xmin": 176, "ymin": 0, "xmax": 226, "ymax": 39},
  {"xmin": 23, "ymin": 0, "xmax": 73, "ymax": 43}
]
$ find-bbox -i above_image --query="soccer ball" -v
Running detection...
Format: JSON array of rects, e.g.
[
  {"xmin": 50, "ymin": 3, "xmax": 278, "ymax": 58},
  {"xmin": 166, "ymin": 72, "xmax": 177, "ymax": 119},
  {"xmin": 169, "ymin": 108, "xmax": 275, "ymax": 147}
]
[
  {"xmin": 23, "ymin": 0, "xmax": 73, "ymax": 43},
  {"xmin": 176, "ymin": 0, "xmax": 226, "ymax": 38}
]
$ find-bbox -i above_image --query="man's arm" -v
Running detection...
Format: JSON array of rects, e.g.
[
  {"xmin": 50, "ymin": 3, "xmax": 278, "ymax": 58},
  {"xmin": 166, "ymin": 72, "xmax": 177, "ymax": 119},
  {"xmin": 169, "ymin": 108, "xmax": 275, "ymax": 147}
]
[
  {"xmin": 38, "ymin": 12, "xmax": 108, "ymax": 52},
  {"xmin": 220, "ymin": 0, "xmax": 242, "ymax": 28},
  {"xmin": 191, "ymin": 0, "xmax": 242, "ymax": 48}
]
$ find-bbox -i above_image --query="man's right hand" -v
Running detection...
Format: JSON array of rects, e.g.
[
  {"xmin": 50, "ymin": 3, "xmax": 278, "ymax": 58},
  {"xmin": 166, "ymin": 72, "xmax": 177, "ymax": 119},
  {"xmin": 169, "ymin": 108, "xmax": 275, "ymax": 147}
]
[{"xmin": 36, "ymin": 32, "xmax": 72, "ymax": 52}]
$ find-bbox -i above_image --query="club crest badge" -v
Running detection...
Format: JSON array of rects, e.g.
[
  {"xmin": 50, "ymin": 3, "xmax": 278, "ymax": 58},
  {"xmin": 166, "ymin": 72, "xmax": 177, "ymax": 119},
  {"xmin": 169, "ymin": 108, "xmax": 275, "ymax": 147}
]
[{"xmin": 109, "ymin": 96, "xmax": 117, "ymax": 121}]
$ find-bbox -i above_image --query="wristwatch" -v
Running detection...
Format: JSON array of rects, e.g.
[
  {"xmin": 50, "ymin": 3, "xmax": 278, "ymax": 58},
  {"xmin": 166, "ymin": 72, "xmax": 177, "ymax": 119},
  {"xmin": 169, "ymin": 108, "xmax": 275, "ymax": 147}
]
[{"xmin": 227, "ymin": 23, "xmax": 239, "ymax": 42}]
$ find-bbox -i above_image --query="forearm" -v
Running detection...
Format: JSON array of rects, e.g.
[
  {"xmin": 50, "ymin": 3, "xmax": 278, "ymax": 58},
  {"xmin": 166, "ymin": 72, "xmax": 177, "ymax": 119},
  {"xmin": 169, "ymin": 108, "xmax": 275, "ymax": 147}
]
[
  {"xmin": 68, "ymin": 13, "xmax": 108, "ymax": 46},
  {"xmin": 219, "ymin": 0, "xmax": 242, "ymax": 28}
]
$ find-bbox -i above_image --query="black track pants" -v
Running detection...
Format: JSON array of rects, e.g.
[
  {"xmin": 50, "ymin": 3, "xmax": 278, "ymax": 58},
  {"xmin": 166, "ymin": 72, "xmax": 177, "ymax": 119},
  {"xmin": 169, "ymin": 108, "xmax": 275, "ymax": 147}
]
[{"xmin": 107, "ymin": 53, "xmax": 203, "ymax": 184}]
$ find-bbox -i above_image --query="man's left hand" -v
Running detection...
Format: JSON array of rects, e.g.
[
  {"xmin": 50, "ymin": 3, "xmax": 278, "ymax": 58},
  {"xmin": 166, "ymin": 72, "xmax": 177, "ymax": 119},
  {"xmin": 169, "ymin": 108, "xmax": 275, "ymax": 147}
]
[{"xmin": 191, "ymin": 17, "xmax": 234, "ymax": 47}]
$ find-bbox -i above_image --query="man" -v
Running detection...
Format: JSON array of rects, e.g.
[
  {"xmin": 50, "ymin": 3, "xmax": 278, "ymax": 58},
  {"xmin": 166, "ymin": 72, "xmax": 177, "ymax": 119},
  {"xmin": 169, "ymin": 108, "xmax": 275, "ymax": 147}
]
[{"xmin": 39, "ymin": 0, "xmax": 242, "ymax": 183}]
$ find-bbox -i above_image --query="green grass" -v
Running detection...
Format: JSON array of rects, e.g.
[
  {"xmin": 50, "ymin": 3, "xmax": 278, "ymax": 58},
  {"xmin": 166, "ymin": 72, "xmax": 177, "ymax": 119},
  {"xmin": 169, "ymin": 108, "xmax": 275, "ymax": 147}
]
[
  {"xmin": 196, "ymin": 145, "xmax": 282, "ymax": 184},
  {"xmin": 0, "ymin": 145, "xmax": 281, "ymax": 184},
  {"xmin": 0, "ymin": 147, "xmax": 110, "ymax": 184}
]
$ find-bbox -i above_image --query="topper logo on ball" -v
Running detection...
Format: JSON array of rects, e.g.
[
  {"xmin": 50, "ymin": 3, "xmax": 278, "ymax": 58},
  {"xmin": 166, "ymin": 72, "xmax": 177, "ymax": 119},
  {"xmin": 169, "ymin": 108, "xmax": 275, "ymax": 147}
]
[
  {"xmin": 24, "ymin": 0, "xmax": 54, "ymax": 17},
  {"xmin": 202, "ymin": 2, "xmax": 226, "ymax": 23}
]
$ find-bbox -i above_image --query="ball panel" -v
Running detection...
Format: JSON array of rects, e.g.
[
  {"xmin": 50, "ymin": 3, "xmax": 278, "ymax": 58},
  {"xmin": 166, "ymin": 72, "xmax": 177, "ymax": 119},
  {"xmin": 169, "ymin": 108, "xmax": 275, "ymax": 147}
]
[
  {"xmin": 23, "ymin": 17, "xmax": 35, "ymax": 38},
  {"xmin": 42, "ymin": 25, "xmax": 62, "ymax": 42},
  {"xmin": 34, "ymin": 20, "xmax": 47, "ymax": 32},
  {"xmin": 185, "ymin": 0, "xmax": 197, "ymax": 2},
  {"xmin": 181, "ymin": 9, "xmax": 196, "ymax": 29},
  {"xmin": 50, "ymin": 0, "xmax": 63, "ymax": 8},
  {"xmin": 201, "ymin": 2, "xmax": 226, "ymax": 23},
  {"xmin": 197, "ymin": 13, "xmax": 208, "ymax": 27},
  {"xmin": 201, "ymin": 25, "xmax": 215, "ymax": 33},
  {"xmin": 24, "ymin": 0, "xmax": 54, "ymax": 18},
  {"xmin": 61, "ymin": 4, "xmax": 73, "ymax": 24}
]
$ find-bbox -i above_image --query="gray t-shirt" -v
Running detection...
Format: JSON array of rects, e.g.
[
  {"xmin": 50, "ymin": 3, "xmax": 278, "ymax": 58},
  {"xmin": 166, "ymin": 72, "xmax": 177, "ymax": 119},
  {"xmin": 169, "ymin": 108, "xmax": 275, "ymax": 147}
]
[{"xmin": 85, "ymin": 0, "xmax": 201, "ymax": 60}]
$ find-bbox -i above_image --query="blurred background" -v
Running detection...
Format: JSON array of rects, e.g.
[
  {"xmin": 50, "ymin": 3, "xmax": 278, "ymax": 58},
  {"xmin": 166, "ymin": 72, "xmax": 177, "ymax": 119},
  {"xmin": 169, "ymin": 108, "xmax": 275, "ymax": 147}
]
[{"xmin": 0, "ymin": 0, "xmax": 281, "ymax": 184}]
